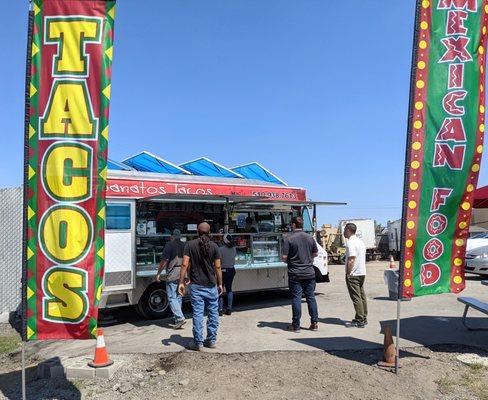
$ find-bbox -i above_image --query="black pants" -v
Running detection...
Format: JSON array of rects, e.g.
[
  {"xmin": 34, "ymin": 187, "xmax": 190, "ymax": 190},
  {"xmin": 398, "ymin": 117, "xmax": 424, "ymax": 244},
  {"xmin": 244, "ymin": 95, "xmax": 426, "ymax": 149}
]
[{"xmin": 219, "ymin": 268, "xmax": 236, "ymax": 311}]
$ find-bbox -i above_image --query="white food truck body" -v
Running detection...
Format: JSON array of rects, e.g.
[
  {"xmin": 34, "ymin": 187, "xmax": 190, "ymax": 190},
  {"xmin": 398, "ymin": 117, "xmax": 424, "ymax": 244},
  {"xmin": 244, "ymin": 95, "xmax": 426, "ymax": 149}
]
[{"xmin": 102, "ymin": 170, "xmax": 330, "ymax": 319}]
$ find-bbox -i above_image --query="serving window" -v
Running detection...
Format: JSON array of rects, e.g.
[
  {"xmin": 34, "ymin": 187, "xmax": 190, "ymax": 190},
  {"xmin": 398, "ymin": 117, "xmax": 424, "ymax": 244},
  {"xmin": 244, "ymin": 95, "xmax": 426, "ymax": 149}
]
[{"xmin": 134, "ymin": 200, "xmax": 313, "ymax": 273}]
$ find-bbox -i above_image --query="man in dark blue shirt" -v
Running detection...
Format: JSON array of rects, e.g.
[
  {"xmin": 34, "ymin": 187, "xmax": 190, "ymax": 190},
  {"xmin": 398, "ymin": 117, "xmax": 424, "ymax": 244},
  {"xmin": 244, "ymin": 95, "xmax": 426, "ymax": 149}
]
[{"xmin": 282, "ymin": 217, "xmax": 319, "ymax": 332}]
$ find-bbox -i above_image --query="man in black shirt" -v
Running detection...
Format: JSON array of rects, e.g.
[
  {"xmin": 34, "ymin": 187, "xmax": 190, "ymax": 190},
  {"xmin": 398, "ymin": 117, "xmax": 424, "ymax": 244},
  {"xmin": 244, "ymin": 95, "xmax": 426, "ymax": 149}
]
[
  {"xmin": 282, "ymin": 217, "xmax": 319, "ymax": 332},
  {"xmin": 179, "ymin": 223, "xmax": 222, "ymax": 350}
]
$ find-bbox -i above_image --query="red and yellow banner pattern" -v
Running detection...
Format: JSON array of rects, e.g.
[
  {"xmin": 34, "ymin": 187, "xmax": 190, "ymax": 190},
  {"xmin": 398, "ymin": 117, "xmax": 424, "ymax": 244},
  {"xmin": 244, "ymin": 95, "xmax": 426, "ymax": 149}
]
[
  {"xmin": 401, "ymin": 0, "xmax": 487, "ymax": 298},
  {"xmin": 24, "ymin": 0, "xmax": 115, "ymax": 340}
]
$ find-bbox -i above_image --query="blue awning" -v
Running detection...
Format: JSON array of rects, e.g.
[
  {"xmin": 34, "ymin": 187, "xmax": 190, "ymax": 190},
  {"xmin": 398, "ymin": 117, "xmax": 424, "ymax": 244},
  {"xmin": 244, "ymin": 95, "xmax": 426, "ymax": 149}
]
[
  {"xmin": 180, "ymin": 157, "xmax": 243, "ymax": 178},
  {"xmin": 123, "ymin": 152, "xmax": 190, "ymax": 175},
  {"xmin": 232, "ymin": 162, "xmax": 287, "ymax": 185},
  {"xmin": 108, "ymin": 159, "xmax": 132, "ymax": 171}
]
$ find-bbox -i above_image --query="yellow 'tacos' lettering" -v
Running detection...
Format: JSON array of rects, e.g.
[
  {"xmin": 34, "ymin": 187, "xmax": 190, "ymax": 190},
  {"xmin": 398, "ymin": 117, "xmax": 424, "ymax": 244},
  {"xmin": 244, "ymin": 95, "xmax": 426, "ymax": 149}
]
[
  {"xmin": 40, "ymin": 205, "xmax": 92, "ymax": 264},
  {"xmin": 46, "ymin": 18, "xmax": 102, "ymax": 75},
  {"xmin": 43, "ymin": 143, "xmax": 92, "ymax": 201},
  {"xmin": 43, "ymin": 267, "xmax": 88, "ymax": 323},
  {"xmin": 41, "ymin": 80, "xmax": 98, "ymax": 138}
]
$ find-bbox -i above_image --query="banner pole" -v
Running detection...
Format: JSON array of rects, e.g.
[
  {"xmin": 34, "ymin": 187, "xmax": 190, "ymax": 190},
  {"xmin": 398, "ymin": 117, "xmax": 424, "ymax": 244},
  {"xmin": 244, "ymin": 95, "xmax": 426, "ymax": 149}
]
[
  {"xmin": 395, "ymin": 297, "xmax": 401, "ymax": 374},
  {"xmin": 21, "ymin": 2, "xmax": 33, "ymax": 397},
  {"xmin": 21, "ymin": 341, "xmax": 26, "ymax": 400},
  {"xmin": 396, "ymin": 0, "xmax": 422, "ymax": 375}
]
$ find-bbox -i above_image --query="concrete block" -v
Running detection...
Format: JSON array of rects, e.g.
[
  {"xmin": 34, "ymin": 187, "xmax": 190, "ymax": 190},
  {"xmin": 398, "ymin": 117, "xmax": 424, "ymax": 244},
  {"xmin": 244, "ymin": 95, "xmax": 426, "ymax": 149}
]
[
  {"xmin": 95, "ymin": 361, "xmax": 121, "ymax": 379},
  {"xmin": 65, "ymin": 358, "xmax": 96, "ymax": 380},
  {"xmin": 38, "ymin": 358, "xmax": 63, "ymax": 379},
  {"xmin": 50, "ymin": 365, "xmax": 66, "ymax": 378}
]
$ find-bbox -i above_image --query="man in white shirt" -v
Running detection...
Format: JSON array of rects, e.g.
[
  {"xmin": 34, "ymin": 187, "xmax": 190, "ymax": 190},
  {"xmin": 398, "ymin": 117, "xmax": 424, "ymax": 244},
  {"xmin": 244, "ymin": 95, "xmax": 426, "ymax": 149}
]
[{"xmin": 344, "ymin": 223, "xmax": 367, "ymax": 328}]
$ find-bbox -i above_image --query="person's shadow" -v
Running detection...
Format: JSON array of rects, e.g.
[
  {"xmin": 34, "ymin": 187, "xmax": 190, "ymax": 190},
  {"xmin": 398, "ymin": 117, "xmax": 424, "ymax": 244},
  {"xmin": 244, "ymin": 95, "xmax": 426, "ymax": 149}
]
[
  {"xmin": 256, "ymin": 321, "xmax": 290, "ymax": 331},
  {"xmin": 161, "ymin": 334, "xmax": 193, "ymax": 347}
]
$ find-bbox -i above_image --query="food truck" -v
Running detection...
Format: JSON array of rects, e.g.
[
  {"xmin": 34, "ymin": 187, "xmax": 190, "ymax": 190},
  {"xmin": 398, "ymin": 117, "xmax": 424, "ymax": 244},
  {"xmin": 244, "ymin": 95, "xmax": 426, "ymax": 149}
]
[{"xmin": 101, "ymin": 152, "xmax": 339, "ymax": 319}]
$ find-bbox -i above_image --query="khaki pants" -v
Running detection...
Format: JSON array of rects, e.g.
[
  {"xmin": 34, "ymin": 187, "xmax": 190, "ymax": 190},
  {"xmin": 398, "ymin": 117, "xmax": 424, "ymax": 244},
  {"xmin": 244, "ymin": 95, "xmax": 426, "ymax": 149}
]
[{"xmin": 346, "ymin": 275, "xmax": 368, "ymax": 323}]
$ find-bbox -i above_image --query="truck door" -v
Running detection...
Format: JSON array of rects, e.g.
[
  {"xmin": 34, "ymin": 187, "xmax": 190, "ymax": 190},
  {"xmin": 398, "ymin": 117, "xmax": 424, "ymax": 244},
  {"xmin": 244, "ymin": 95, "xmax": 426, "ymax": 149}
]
[
  {"xmin": 104, "ymin": 200, "xmax": 135, "ymax": 290},
  {"xmin": 301, "ymin": 205, "xmax": 329, "ymax": 277}
]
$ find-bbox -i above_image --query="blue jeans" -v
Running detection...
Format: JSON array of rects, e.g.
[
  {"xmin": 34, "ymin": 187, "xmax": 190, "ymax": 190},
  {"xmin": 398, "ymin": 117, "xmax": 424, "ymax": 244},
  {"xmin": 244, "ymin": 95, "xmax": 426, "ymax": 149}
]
[
  {"xmin": 219, "ymin": 268, "xmax": 236, "ymax": 311},
  {"xmin": 190, "ymin": 284, "xmax": 219, "ymax": 345},
  {"xmin": 289, "ymin": 277, "xmax": 318, "ymax": 328},
  {"xmin": 166, "ymin": 280, "xmax": 185, "ymax": 323}
]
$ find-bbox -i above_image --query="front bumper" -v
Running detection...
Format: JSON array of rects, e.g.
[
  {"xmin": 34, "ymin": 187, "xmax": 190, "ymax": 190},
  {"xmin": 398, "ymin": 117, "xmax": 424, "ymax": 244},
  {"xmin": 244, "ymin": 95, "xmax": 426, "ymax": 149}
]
[{"xmin": 465, "ymin": 258, "xmax": 488, "ymax": 275}]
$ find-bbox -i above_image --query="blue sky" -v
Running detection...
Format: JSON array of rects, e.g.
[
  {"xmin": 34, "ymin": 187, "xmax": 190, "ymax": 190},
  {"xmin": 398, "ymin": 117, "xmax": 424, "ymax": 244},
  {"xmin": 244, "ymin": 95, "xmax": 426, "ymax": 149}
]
[{"xmin": 2, "ymin": 1, "xmax": 487, "ymax": 226}]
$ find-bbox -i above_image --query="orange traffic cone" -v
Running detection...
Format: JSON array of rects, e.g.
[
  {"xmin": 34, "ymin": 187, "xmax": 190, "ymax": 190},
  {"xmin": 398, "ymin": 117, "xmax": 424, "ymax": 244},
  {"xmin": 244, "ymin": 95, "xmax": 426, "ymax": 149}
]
[
  {"xmin": 389, "ymin": 255, "xmax": 396, "ymax": 269},
  {"xmin": 88, "ymin": 328, "xmax": 114, "ymax": 368},
  {"xmin": 377, "ymin": 325, "xmax": 397, "ymax": 369}
]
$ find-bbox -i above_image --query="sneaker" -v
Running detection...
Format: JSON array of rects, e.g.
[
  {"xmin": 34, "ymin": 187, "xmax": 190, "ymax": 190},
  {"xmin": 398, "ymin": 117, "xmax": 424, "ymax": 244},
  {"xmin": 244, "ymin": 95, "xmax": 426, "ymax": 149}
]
[
  {"xmin": 224, "ymin": 309, "xmax": 232, "ymax": 316},
  {"xmin": 169, "ymin": 319, "xmax": 186, "ymax": 330},
  {"xmin": 346, "ymin": 321, "xmax": 365, "ymax": 329},
  {"xmin": 352, "ymin": 319, "xmax": 368, "ymax": 326},
  {"xmin": 203, "ymin": 340, "xmax": 216, "ymax": 349},
  {"xmin": 309, "ymin": 322, "xmax": 318, "ymax": 331},
  {"xmin": 187, "ymin": 340, "xmax": 203, "ymax": 351},
  {"xmin": 219, "ymin": 310, "xmax": 224, "ymax": 317},
  {"xmin": 287, "ymin": 324, "xmax": 301, "ymax": 333}
]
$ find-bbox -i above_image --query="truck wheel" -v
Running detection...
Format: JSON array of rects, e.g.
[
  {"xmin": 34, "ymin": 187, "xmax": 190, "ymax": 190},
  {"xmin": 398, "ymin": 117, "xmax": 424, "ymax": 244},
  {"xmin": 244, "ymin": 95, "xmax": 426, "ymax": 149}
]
[
  {"xmin": 134, "ymin": 301, "xmax": 148, "ymax": 319},
  {"xmin": 138, "ymin": 284, "xmax": 171, "ymax": 320}
]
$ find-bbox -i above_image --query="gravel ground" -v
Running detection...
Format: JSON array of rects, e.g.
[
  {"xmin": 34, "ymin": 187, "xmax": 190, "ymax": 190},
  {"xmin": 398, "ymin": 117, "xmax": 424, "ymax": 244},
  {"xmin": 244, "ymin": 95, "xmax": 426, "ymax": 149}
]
[{"xmin": 1, "ymin": 339, "xmax": 488, "ymax": 400}]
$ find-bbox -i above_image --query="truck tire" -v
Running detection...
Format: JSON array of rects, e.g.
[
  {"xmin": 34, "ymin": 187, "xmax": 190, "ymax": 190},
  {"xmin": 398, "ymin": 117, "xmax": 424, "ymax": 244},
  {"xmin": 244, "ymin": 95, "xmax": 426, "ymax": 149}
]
[
  {"xmin": 138, "ymin": 283, "xmax": 171, "ymax": 320},
  {"xmin": 134, "ymin": 301, "xmax": 148, "ymax": 319}
]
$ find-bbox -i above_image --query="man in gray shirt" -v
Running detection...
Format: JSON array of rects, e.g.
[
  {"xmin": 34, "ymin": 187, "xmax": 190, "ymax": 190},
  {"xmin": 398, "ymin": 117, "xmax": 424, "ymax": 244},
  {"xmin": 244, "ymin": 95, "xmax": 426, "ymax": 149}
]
[
  {"xmin": 156, "ymin": 229, "xmax": 186, "ymax": 329},
  {"xmin": 282, "ymin": 217, "xmax": 319, "ymax": 332}
]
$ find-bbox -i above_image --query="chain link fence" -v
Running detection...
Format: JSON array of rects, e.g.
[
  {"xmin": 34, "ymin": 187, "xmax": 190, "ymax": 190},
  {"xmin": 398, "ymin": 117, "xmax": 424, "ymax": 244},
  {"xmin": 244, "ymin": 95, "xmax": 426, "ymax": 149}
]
[{"xmin": 0, "ymin": 187, "xmax": 23, "ymax": 319}]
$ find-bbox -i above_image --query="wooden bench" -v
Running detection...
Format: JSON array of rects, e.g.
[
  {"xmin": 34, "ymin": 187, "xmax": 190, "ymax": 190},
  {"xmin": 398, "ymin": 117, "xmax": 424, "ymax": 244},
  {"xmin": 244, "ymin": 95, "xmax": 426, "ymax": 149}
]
[{"xmin": 458, "ymin": 297, "xmax": 488, "ymax": 331}]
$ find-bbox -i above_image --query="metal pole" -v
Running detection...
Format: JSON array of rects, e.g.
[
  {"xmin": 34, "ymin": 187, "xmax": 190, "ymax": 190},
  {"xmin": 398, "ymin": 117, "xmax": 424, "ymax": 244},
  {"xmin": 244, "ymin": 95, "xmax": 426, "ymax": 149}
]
[
  {"xmin": 224, "ymin": 198, "xmax": 229, "ymax": 234},
  {"xmin": 395, "ymin": 0, "xmax": 422, "ymax": 375},
  {"xmin": 395, "ymin": 297, "xmax": 401, "ymax": 375},
  {"xmin": 22, "ymin": 2, "xmax": 34, "ymax": 397},
  {"xmin": 22, "ymin": 341, "xmax": 26, "ymax": 400}
]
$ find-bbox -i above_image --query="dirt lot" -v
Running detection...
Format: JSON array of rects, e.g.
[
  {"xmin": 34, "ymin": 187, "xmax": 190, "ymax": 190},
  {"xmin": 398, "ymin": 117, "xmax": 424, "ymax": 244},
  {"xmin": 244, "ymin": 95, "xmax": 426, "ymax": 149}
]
[
  {"xmin": 1, "ymin": 335, "xmax": 488, "ymax": 400},
  {"xmin": 1, "ymin": 263, "xmax": 488, "ymax": 399}
]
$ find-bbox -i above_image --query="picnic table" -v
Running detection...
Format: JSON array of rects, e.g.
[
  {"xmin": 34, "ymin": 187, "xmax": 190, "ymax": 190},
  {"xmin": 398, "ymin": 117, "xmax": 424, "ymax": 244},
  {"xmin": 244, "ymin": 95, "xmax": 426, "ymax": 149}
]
[{"xmin": 458, "ymin": 280, "xmax": 488, "ymax": 330}]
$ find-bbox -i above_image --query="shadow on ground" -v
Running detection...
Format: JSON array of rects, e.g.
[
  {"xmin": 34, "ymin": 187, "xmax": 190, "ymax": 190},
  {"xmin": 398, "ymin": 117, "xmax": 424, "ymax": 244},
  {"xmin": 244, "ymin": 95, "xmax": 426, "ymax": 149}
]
[
  {"xmin": 0, "ymin": 357, "xmax": 81, "ymax": 400},
  {"xmin": 380, "ymin": 315, "xmax": 488, "ymax": 351},
  {"xmin": 289, "ymin": 336, "xmax": 428, "ymax": 366},
  {"xmin": 465, "ymin": 274, "xmax": 486, "ymax": 281},
  {"xmin": 161, "ymin": 334, "xmax": 193, "ymax": 347},
  {"xmin": 97, "ymin": 288, "xmax": 301, "ymax": 329}
]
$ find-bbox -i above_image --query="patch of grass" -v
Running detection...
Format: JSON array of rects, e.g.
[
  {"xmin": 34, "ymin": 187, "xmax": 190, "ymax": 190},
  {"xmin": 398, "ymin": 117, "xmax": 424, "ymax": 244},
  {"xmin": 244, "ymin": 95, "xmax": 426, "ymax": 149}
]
[
  {"xmin": 436, "ymin": 377, "xmax": 455, "ymax": 395},
  {"xmin": 460, "ymin": 366, "xmax": 488, "ymax": 400},
  {"xmin": 469, "ymin": 363, "xmax": 486, "ymax": 372},
  {"xmin": 0, "ymin": 336, "xmax": 20, "ymax": 354},
  {"xmin": 71, "ymin": 380, "xmax": 87, "ymax": 390}
]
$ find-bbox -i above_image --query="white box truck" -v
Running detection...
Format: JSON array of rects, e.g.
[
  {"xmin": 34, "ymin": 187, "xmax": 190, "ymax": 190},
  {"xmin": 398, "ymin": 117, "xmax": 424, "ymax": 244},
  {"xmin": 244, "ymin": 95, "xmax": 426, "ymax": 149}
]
[
  {"xmin": 339, "ymin": 219, "xmax": 381, "ymax": 261},
  {"xmin": 387, "ymin": 219, "xmax": 402, "ymax": 260}
]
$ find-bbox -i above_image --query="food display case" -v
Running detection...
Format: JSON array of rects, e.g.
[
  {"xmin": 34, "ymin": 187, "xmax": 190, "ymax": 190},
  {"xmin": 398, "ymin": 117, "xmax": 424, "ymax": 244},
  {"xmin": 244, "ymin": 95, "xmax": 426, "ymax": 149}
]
[
  {"xmin": 251, "ymin": 234, "xmax": 282, "ymax": 267},
  {"xmin": 135, "ymin": 235, "xmax": 171, "ymax": 277},
  {"xmin": 134, "ymin": 232, "xmax": 286, "ymax": 277}
]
